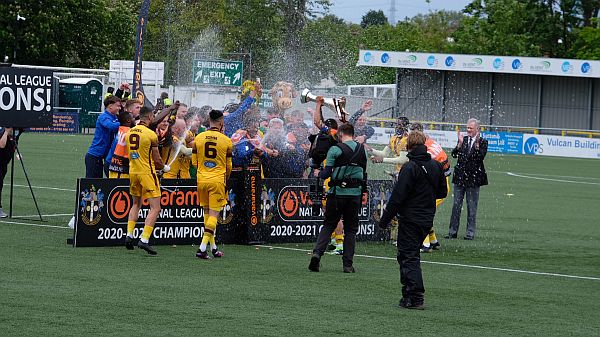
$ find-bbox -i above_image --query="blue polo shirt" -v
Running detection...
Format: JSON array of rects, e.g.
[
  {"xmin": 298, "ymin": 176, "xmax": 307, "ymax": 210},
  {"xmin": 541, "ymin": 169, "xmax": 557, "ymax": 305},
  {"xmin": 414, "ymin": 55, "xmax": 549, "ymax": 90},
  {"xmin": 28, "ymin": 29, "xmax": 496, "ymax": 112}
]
[{"xmin": 87, "ymin": 110, "xmax": 120, "ymax": 158}]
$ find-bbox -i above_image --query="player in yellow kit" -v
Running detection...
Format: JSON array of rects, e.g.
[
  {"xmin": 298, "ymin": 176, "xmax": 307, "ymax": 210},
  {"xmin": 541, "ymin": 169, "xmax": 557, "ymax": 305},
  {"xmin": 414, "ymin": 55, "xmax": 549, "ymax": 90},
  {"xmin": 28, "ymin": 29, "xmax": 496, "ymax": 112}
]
[
  {"xmin": 194, "ymin": 109, "xmax": 233, "ymax": 259},
  {"xmin": 124, "ymin": 107, "xmax": 169, "ymax": 255}
]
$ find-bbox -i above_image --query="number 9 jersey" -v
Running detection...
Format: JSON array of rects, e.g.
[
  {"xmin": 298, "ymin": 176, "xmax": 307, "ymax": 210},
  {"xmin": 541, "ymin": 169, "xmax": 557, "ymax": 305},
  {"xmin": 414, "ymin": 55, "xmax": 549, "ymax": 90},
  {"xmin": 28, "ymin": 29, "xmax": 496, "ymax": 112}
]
[
  {"xmin": 127, "ymin": 124, "xmax": 159, "ymax": 175},
  {"xmin": 194, "ymin": 128, "xmax": 233, "ymax": 182}
]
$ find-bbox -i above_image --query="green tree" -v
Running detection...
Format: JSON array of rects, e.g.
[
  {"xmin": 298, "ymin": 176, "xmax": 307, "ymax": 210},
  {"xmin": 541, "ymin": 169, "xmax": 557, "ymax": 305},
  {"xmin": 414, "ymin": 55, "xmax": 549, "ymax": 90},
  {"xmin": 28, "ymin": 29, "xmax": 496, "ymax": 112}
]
[
  {"xmin": 360, "ymin": 10, "xmax": 389, "ymax": 28},
  {"xmin": 296, "ymin": 15, "xmax": 359, "ymax": 86},
  {"xmin": 0, "ymin": 0, "xmax": 136, "ymax": 67},
  {"xmin": 450, "ymin": 0, "xmax": 563, "ymax": 56},
  {"xmin": 272, "ymin": 0, "xmax": 331, "ymax": 84},
  {"xmin": 572, "ymin": 19, "xmax": 600, "ymax": 59},
  {"xmin": 409, "ymin": 10, "xmax": 465, "ymax": 53}
]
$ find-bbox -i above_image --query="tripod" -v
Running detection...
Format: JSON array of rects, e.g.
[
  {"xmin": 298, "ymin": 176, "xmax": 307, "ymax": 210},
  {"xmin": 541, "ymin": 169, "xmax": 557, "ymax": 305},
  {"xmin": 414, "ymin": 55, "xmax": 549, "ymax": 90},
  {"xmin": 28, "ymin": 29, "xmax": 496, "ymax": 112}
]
[{"xmin": 8, "ymin": 129, "xmax": 44, "ymax": 221}]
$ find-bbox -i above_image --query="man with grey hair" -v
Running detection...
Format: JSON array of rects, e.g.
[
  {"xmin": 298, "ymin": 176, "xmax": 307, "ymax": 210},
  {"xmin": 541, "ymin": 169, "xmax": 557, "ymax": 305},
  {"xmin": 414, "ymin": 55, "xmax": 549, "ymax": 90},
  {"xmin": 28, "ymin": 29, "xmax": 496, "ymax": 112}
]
[{"xmin": 446, "ymin": 118, "xmax": 488, "ymax": 240}]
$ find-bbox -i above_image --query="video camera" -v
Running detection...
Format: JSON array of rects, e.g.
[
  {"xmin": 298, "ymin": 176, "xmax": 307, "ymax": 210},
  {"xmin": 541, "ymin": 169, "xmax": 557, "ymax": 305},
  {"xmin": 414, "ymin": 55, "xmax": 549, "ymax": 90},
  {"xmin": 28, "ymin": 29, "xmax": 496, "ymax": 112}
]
[{"xmin": 308, "ymin": 177, "xmax": 325, "ymax": 214}]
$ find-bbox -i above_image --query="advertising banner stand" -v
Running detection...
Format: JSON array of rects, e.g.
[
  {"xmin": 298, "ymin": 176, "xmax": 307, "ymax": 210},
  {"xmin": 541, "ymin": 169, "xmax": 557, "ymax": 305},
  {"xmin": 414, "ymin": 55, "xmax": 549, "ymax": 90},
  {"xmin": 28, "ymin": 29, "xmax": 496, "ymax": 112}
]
[{"xmin": 72, "ymin": 173, "xmax": 393, "ymax": 247}]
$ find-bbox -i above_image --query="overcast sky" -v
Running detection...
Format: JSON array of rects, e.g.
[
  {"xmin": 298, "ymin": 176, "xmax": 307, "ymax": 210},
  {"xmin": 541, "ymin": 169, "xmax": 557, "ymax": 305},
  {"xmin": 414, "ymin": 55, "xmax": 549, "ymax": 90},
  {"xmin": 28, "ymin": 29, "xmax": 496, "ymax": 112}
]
[{"xmin": 328, "ymin": 0, "xmax": 472, "ymax": 24}]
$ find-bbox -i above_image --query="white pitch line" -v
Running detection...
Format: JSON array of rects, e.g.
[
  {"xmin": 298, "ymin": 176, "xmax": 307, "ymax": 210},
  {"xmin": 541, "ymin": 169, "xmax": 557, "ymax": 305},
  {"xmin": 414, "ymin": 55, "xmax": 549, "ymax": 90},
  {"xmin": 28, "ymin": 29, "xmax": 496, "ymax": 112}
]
[
  {"xmin": 12, "ymin": 213, "xmax": 72, "ymax": 218},
  {"xmin": 506, "ymin": 172, "xmax": 600, "ymax": 185},
  {"xmin": 13, "ymin": 184, "xmax": 76, "ymax": 192},
  {"xmin": 0, "ymin": 219, "xmax": 70, "ymax": 229},
  {"xmin": 257, "ymin": 245, "xmax": 600, "ymax": 282},
  {"xmin": 490, "ymin": 170, "xmax": 600, "ymax": 180}
]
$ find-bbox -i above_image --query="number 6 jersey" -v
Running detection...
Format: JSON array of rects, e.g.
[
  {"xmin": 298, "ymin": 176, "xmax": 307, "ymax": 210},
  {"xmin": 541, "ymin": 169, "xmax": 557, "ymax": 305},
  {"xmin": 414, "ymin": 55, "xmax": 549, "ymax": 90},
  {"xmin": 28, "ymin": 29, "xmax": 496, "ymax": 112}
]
[{"xmin": 194, "ymin": 127, "xmax": 233, "ymax": 182}]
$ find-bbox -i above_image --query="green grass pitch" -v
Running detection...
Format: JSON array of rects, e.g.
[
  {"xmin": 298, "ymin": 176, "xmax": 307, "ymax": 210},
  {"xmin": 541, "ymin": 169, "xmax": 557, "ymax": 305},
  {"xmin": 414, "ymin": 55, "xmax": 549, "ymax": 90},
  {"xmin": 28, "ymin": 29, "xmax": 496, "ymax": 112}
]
[{"xmin": 0, "ymin": 133, "xmax": 599, "ymax": 336}]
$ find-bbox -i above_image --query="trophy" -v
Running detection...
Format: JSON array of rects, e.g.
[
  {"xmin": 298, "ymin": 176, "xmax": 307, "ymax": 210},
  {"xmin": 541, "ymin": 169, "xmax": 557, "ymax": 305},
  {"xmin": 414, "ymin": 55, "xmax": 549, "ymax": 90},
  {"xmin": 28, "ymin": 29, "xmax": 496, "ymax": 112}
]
[{"xmin": 300, "ymin": 88, "xmax": 348, "ymax": 123}]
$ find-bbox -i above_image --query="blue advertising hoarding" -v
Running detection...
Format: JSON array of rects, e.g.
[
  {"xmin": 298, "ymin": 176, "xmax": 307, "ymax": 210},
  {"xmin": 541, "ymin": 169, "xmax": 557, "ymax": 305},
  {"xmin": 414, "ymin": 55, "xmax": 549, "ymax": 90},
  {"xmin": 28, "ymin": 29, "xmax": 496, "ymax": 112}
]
[{"xmin": 482, "ymin": 131, "xmax": 523, "ymax": 154}]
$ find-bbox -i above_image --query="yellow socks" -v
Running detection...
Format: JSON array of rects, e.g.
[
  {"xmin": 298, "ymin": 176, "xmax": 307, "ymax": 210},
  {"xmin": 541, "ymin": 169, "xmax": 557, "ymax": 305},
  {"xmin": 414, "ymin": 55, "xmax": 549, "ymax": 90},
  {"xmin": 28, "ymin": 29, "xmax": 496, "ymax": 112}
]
[
  {"xmin": 423, "ymin": 233, "xmax": 430, "ymax": 247},
  {"xmin": 127, "ymin": 220, "xmax": 136, "ymax": 238},
  {"xmin": 140, "ymin": 225, "xmax": 154, "ymax": 243},
  {"xmin": 429, "ymin": 229, "xmax": 438, "ymax": 244},
  {"xmin": 200, "ymin": 215, "xmax": 217, "ymax": 252}
]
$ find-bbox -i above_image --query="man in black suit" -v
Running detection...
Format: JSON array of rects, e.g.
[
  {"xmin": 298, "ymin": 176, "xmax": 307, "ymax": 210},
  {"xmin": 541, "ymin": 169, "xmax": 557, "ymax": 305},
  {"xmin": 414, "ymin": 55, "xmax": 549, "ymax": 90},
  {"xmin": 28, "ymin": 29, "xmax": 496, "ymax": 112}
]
[{"xmin": 446, "ymin": 118, "xmax": 488, "ymax": 240}]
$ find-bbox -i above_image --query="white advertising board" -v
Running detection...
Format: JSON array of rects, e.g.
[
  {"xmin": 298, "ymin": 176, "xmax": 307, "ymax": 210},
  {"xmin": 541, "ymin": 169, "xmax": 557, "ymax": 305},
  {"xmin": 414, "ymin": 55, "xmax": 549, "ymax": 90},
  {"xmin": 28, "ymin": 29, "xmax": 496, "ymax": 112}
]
[
  {"xmin": 357, "ymin": 50, "xmax": 600, "ymax": 78},
  {"xmin": 522, "ymin": 134, "xmax": 600, "ymax": 159},
  {"xmin": 366, "ymin": 127, "xmax": 600, "ymax": 159},
  {"xmin": 109, "ymin": 60, "xmax": 165, "ymax": 85}
]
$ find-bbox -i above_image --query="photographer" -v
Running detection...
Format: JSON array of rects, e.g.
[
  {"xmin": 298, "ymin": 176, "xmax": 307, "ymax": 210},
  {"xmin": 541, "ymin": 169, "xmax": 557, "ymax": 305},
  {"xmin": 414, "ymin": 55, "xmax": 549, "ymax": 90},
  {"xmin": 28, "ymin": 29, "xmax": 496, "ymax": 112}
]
[
  {"xmin": 378, "ymin": 131, "xmax": 448, "ymax": 310},
  {"xmin": 308, "ymin": 123, "xmax": 367, "ymax": 274},
  {"xmin": 0, "ymin": 127, "xmax": 15, "ymax": 217}
]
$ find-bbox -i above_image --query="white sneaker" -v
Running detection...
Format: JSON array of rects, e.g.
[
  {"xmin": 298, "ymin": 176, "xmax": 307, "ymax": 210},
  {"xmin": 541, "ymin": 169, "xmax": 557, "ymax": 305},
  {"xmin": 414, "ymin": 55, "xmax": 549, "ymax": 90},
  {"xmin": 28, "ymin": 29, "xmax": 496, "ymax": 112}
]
[{"xmin": 0, "ymin": 209, "xmax": 7, "ymax": 218}]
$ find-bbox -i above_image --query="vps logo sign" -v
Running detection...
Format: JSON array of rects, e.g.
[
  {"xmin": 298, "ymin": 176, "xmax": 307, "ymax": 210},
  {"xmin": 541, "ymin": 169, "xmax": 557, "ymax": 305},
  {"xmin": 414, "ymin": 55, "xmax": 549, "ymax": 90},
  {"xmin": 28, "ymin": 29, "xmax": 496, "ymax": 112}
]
[
  {"xmin": 524, "ymin": 137, "xmax": 542, "ymax": 155},
  {"xmin": 581, "ymin": 62, "xmax": 591, "ymax": 74},
  {"xmin": 363, "ymin": 52, "xmax": 372, "ymax": 63},
  {"xmin": 445, "ymin": 56, "xmax": 455, "ymax": 67},
  {"xmin": 512, "ymin": 59, "xmax": 522, "ymax": 70},
  {"xmin": 381, "ymin": 53, "xmax": 390, "ymax": 64}
]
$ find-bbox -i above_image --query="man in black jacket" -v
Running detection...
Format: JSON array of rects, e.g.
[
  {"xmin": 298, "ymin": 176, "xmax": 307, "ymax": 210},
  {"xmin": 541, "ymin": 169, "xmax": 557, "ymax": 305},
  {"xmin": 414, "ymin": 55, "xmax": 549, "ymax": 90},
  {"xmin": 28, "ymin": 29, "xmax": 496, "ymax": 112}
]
[
  {"xmin": 446, "ymin": 118, "xmax": 488, "ymax": 240},
  {"xmin": 379, "ymin": 131, "xmax": 447, "ymax": 309}
]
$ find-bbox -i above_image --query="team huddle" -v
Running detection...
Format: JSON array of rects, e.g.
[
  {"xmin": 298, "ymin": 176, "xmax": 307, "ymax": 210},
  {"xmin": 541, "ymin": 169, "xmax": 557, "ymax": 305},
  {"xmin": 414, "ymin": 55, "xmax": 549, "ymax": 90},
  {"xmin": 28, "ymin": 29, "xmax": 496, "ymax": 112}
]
[
  {"xmin": 122, "ymin": 106, "xmax": 232, "ymax": 258},
  {"xmin": 83, "ymin": 78, "xmax": 489, "ymax": 309}
]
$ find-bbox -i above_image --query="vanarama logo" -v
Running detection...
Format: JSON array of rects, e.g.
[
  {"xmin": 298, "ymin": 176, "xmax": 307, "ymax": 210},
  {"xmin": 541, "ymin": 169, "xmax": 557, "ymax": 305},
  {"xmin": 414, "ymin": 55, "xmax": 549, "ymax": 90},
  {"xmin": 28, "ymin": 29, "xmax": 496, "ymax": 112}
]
[
  {"xmin": 250, "ymin": 175, "xmax": 258, "ymax": 225},
  {"xmin": 445, "ymin": 56, "xmax": 455, "ymax": 68},
  {"xmin": 462, "ymin": 57, "xmax": 484, "ymax": 69},
  {"xmin": 278, "ymin": 188, "xmax": 302, "ymax": 219},
  {"xmin": 276, "ymin": 185, "xmax": 370, "ymax": 222},
  {"xmin": 109, "ymin": 190, "xmax": 131, "ymax": 220},
  {"xmin": 530, "ymin": 60, "xmax": 551, "ymax": 72},
  {"xmin": 80, "ymin": 185, "xmax": 104, "ymax": 226},
  {"xmin": 106, "ymin": 184, "xmax": 202, "ymax": 224},
  {"xmin": 397, "ymin": 54, "xmax": 417, "ymax": 66}
]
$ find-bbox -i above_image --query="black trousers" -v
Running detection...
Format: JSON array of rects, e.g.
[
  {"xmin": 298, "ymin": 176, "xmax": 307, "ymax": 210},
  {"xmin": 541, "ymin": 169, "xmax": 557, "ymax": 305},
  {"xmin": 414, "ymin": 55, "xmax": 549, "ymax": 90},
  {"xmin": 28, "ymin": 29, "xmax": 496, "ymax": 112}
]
[
  {"xmin": 85, "ymin": 153, "xmax": 104, "ymax": 178},
  {"xmin": 397, "ymin": 220, "xmax": 431, "ymax": 301},
  {"xmin": 312, "ymin": 195, "xmax": 361, "ymax": 267},
  {"xmin": 0, "ymin": 157, "xmax": 12, "ymax": 208}
]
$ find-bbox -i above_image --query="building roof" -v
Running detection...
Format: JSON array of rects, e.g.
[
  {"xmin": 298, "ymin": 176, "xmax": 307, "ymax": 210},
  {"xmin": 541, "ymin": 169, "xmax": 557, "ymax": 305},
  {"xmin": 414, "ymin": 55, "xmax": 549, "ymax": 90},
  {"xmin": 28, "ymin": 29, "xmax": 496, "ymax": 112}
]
[{"xmin": 59, "ymin": 77, "xmax": 103, "ymax": 85}]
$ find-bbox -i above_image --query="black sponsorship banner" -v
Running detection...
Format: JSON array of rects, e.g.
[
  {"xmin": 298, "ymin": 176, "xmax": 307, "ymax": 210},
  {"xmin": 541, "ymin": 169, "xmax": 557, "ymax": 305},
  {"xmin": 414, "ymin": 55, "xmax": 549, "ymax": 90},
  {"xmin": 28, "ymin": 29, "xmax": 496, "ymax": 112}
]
[
  {"xmin": 73, "ymin": 178, "xmax": 243, "ymax": 247},
  {"xmin": 247, "ymin": 178, "xmax": 393, "ymax": 243},
  {"xmin": 0, "ymin": 67, "xmax": 54, "ymax": 127},
  {"xmin": 29, "ymin": 111, "xmax": 78, "ymax": 133},
  {"xmin": 72, "ymin": 174, "xmax": 393, "ymax": 247}
]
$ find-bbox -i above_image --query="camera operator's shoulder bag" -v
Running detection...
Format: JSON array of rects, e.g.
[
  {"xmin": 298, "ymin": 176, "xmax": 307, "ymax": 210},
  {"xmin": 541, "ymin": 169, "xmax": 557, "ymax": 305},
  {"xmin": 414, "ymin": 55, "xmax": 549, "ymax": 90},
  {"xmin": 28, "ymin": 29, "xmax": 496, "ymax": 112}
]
[
  {"xmin": 330, "ymin": 142, "xmax": 368, "ymax": 191},
  {"xmin": 308, "ymin": 130, "xmax": 337, "ymax": 165}
]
